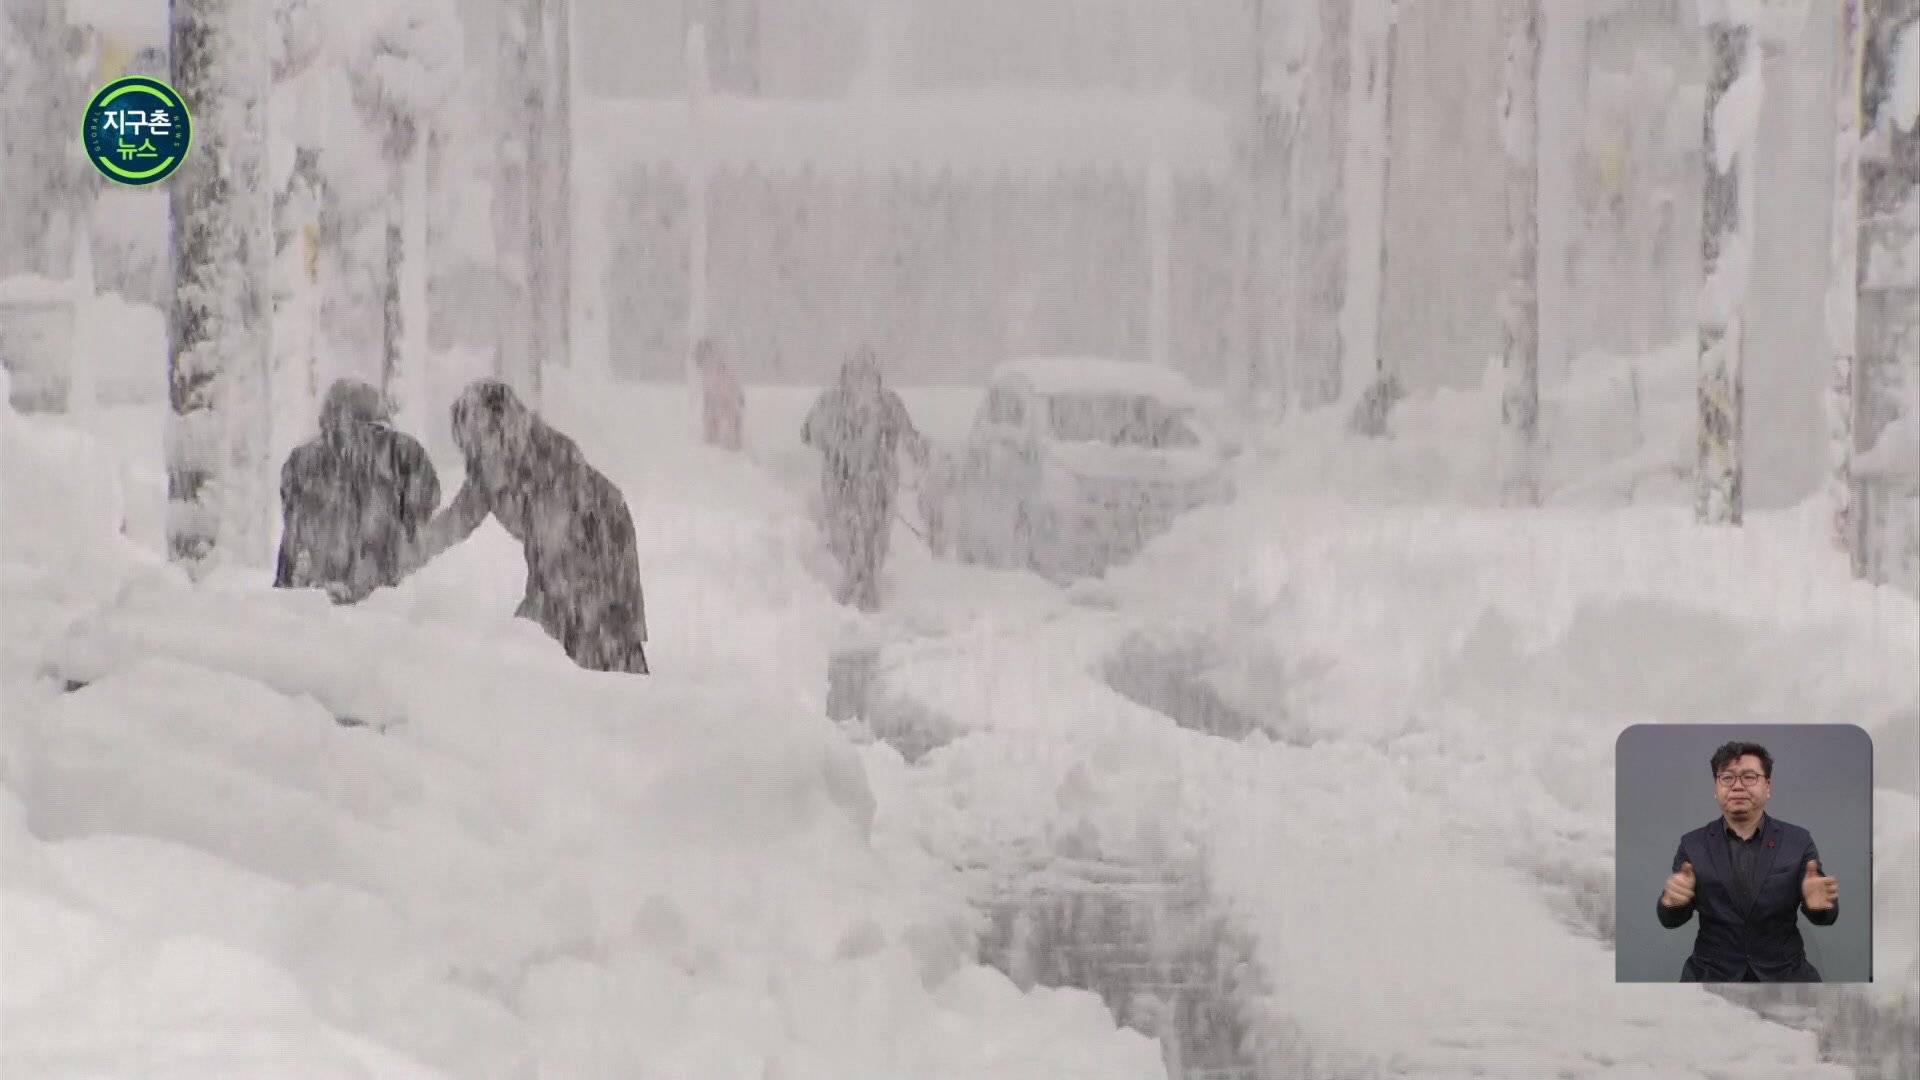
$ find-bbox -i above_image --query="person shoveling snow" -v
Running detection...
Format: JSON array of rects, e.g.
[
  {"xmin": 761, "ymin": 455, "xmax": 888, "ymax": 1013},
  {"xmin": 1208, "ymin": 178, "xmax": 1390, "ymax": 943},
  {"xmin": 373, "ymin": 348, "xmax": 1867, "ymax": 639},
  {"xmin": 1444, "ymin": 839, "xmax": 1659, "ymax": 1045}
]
[{"xmin": 802, "ymin": 347, "xmax": 931, "ymax": 612}]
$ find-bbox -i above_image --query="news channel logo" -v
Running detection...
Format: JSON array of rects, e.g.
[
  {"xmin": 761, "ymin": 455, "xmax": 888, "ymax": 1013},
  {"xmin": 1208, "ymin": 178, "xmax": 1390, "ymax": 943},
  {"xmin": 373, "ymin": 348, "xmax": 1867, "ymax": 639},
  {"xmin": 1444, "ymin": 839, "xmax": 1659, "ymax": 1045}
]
[{"xmin": 81, "ymin": 75, "xmax": 192, "ymax": 187}]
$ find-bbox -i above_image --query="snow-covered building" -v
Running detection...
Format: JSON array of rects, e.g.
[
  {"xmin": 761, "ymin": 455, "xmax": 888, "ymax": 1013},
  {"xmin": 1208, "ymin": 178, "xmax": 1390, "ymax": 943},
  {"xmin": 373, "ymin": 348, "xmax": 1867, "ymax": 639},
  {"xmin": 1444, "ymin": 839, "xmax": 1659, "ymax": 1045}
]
[
  {"xmin": 573, "ymin": 0, "xmax": 1875, "ymax": 511},
  {"xmin": 588, "ymin": 91, "xmax": 1239, "ymax": 385}
]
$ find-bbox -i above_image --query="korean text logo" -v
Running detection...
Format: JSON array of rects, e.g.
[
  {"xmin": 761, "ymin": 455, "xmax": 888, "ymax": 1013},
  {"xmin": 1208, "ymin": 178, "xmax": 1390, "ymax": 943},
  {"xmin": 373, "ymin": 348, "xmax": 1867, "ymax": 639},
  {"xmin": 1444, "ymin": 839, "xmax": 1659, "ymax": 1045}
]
[{"xmin": 82, "ymin": 76, "xmax": 192, "ymax": 186}]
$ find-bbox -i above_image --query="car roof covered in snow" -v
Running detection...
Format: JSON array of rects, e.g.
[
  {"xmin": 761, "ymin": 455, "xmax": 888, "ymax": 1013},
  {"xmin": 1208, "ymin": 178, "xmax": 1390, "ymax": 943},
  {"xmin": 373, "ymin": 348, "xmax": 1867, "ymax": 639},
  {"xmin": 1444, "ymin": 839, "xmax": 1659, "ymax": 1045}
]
[{"xmin": 988, "ymin": 357, "xmax": 1203, "ymax": 406}]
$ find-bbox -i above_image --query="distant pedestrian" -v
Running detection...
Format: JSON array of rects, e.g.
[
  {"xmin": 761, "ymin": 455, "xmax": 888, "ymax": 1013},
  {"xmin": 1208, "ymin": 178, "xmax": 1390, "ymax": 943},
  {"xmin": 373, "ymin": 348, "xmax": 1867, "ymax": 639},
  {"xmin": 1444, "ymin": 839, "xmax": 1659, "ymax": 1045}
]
[
  {"xmin": 801, "ymin": 347, "xmax": 929, "ymax": 610},
  {"xmin": 1346, "ymin": 373, "xmax": 1404, "ymax": 438},
  {"xmin": 695, "ymin": 337, "xmax": 745, "ymax": 451}
]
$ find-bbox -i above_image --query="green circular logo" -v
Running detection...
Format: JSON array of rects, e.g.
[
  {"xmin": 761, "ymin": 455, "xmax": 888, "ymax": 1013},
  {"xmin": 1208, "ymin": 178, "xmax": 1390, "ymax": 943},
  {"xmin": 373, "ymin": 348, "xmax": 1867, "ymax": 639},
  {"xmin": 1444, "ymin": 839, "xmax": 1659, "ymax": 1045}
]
[{"xmin": 81, "ymin": 76, "xmax": 192, "ymax": 187}]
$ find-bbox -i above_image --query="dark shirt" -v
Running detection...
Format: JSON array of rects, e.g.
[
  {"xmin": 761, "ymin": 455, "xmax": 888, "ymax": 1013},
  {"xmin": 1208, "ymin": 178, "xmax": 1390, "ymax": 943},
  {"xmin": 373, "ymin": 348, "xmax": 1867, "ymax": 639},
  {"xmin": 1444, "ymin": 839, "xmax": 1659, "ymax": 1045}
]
[
  {"xmin": 1725, "ymin": 815, "xmax": 1767, "ymax": 903},
  {"xmin": 1723, "ymin": 816, "xmax": 1768, "ymax": 980}
]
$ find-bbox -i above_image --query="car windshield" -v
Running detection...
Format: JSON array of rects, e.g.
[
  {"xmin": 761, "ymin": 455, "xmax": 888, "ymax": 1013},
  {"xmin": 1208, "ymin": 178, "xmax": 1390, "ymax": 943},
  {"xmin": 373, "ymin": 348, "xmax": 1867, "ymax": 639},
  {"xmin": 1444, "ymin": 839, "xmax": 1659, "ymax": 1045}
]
[{"xmin": 1046, "ymin": 393, "xmax": 1199, "ymax": 449}]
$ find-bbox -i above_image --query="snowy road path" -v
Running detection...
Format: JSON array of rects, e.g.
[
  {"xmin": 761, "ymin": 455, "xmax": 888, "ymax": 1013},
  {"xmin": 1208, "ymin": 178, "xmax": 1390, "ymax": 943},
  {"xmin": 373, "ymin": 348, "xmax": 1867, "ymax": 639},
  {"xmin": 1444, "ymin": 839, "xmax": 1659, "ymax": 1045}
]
[{"xmin": 868, "ymin": 611, "xmax": 1856, "ymax": 1078}]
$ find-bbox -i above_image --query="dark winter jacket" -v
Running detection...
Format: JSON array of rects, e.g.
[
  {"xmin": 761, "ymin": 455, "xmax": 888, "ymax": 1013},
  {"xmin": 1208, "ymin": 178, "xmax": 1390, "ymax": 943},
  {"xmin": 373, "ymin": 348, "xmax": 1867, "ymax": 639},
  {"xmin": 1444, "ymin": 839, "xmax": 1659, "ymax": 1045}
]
[
  {"xmin": 1657, "ymin": 815, "xmax": 1836, "ymax": 982},
  {"xmin": 274, "ymin": 379, "xmax": 440, "ymax": 598},
  {"xmin": 801, "ymin": 379, "xmax": 928, "ymax": 512},
  {"xmin": 416, "ymin": 379, "xmax": 649, "ymax": 674}
]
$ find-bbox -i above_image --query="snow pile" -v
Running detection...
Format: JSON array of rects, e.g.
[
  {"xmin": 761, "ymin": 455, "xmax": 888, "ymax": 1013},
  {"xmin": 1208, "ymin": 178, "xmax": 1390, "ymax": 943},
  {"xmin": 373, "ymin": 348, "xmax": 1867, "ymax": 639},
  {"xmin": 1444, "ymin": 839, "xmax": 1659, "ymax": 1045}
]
[
  {"xmin": 1104, "ymin": 462, "xmax": 1920, "ymax": 992},
  {"xmin": 864, "ymin": 419, "xmax": 1914, "ymax": 1073},
  {"xmin": 871, "ymin": 592, "xmax": 1869, "ymax": 1076},
  {"xmin": 1114, "ymin": 480, "xmax": 1917, "ymax": 757},
  {"xmin": 9, "ymin": 627, "xmax": 1160, "ymax": 1078},
  {"xmin": 1257, "ymin": 339, "xmax": 1699, "ymax": 508},
  {"xmin": 1, "ymin": 404, "xmax": 132, "ymax": 569},
  {"xmin": 0, "ymin": 392, "xmax": 172, "ymax": 685}
]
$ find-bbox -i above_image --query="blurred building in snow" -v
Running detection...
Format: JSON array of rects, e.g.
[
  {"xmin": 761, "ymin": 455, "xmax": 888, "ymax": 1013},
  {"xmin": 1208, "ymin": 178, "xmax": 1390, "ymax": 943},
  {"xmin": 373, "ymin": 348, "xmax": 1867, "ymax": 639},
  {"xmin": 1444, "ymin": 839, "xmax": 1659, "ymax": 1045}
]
[
  {"xmin": 5, "ymin": 0, "xmax": 1862, "ymax": 509},
  {"xmin": 579, "ymin": 0, "xmax": 1853, "ymax": 508}
]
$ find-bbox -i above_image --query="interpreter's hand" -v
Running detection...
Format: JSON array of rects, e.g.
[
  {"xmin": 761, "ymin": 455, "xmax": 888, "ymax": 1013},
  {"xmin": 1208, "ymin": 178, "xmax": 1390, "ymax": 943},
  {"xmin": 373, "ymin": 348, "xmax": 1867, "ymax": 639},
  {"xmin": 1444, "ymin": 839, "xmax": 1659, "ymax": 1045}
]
[
  {"xmin": 1802, "ymin": 859, "xmax": 1839, "ymax": 912},
  {"xmin": 1661, "ymin": 861, "xmax": 1696, "ymax": 908}
]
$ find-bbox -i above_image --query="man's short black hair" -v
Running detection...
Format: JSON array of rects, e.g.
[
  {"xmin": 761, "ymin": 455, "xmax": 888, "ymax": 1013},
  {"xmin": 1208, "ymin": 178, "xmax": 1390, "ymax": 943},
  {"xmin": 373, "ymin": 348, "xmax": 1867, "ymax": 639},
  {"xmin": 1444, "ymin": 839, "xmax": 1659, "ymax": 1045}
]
[{"xmin": 1710, "ymin": 741, "xmax": 1774, "ymax": 779}]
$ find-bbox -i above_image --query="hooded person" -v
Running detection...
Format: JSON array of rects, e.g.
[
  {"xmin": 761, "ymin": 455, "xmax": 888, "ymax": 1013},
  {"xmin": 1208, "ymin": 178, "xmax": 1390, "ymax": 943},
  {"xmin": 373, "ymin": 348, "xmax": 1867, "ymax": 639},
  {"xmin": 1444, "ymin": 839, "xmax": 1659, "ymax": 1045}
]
[
  {"xmin": 274, "ymin": 377, "xmax": 440, "ymax": 601},
  {"xmin": 801, "ymin": 347, "xmax": 929, "ymax": 610},
  {"xmin": 694, "ymin": 337, "xmax": 745, "ymax": 451},
  {"xmin": 401, "ymin": 379, "xmax": 650, "ymax": 674}
]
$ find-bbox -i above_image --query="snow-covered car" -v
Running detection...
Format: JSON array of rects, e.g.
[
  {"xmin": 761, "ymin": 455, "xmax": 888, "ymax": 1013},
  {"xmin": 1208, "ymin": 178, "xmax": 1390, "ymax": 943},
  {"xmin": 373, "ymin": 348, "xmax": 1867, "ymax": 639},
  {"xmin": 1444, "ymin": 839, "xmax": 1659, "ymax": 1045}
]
[{"xmin": 934, "ymin": 357, "xmax": 1237, "ymax": 581}]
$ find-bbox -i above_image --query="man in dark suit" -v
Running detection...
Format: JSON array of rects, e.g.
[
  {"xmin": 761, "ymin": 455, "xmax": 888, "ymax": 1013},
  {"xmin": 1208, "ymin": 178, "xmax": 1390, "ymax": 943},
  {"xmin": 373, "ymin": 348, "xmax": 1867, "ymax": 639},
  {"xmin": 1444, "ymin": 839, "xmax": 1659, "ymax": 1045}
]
[{"xmin": 1656, "ymin": 741, "xmax": 1840, "ymax": 982}]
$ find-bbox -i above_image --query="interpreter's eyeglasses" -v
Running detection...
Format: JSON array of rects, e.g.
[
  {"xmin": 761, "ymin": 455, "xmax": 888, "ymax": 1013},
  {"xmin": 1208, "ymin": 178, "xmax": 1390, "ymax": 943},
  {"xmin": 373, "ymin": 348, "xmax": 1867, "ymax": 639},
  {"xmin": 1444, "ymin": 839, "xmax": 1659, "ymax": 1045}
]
[{"xmin": 1716, "ymin": 771, "xmax": 1766, "ymax": 789}]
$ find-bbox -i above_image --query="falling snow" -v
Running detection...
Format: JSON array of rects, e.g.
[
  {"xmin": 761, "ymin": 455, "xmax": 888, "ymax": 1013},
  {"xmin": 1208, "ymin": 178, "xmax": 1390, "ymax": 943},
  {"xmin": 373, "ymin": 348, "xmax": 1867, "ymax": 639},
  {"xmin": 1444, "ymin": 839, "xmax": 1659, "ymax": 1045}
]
[{"xmin": 3, "ymin": 2, "xmax": 1917, "ymax": 1079}]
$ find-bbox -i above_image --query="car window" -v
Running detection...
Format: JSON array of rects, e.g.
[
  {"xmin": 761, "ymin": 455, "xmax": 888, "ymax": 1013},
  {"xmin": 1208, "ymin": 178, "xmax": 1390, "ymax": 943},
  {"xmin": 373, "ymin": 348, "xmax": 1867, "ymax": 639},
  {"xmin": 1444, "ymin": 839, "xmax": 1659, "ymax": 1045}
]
[
  {"xmin": 984, "ymin": 386, "xmax": 1026, "ymax": 426},
  {"xmin": 1047, "ymin": 394, "xmax": 1199, "ymax": 449}
]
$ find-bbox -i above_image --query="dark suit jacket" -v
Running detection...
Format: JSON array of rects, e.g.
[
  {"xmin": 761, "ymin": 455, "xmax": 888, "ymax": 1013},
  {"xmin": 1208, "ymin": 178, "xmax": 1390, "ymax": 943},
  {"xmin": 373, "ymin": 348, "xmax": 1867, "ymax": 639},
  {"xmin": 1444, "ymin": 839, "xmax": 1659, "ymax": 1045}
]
[{"xmin": 1656, "ymin": 815, "xmax": 1837, "ymax": 982}]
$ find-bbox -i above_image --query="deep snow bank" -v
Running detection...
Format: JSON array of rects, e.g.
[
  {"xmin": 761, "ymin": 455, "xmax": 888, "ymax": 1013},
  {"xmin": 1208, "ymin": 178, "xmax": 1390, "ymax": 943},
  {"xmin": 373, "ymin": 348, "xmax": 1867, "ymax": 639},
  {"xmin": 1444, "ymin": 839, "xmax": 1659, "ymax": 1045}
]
[
  {"xmin": 11, "ymin": 617, "xmax": 1162, "ymax": 1079},
  {"xmin": 1, "ymin": 381, "xmax": 1167, "ymax": 1080},
  {"xmin": 855, "ymin": 398, "xmax": 1915, "ymax": 1074},
  {"xmin": 1272, "ymin": 337, "xmax": 1697, "ymax": 510},
  {"xmin": 1099, "ymin": 449, "xmax": 1920, "ymax": 1055},
  {"xmin": 1, "ymin": 386, "xmax": 176, "ymax": 717},
  {"xmin": 870, "ymin": 622, "xmax": 1858, "ymax": 1077}
]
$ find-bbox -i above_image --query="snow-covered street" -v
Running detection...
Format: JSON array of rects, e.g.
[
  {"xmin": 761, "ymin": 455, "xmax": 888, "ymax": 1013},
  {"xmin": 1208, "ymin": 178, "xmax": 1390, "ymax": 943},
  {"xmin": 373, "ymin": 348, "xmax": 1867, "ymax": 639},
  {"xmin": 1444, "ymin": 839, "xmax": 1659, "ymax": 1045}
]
[{"xmin": 5, "ymin": 368, "xmax": 1914, "ymax": 1078}]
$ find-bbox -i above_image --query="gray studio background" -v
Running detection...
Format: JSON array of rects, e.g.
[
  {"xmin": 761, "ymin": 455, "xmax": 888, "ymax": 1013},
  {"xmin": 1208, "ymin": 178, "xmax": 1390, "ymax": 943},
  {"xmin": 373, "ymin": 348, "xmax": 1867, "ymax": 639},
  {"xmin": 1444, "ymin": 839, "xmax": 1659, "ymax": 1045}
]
[{"xmin": 1615, "ymin": 723, "xmax": 1873, "ymax": 983}]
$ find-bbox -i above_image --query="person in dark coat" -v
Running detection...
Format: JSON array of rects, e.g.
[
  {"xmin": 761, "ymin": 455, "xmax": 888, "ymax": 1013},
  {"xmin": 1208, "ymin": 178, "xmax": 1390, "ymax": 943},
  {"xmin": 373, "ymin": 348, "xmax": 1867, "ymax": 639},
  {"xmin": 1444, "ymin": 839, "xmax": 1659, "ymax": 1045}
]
[
  {"xmin": 801, "ymin": 348, "xmax": 929, "ymax": 611},
  {"xmin": 1655, "ymin": 740, "xmax": 1839, "ymax": 982},
  {"xmin": 402, "ymin": 379, "xmax": 650, "ymax": 675},
  {"xmin": 274, "ymin": 378, "xmax": 440, "ymax": 602}
]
